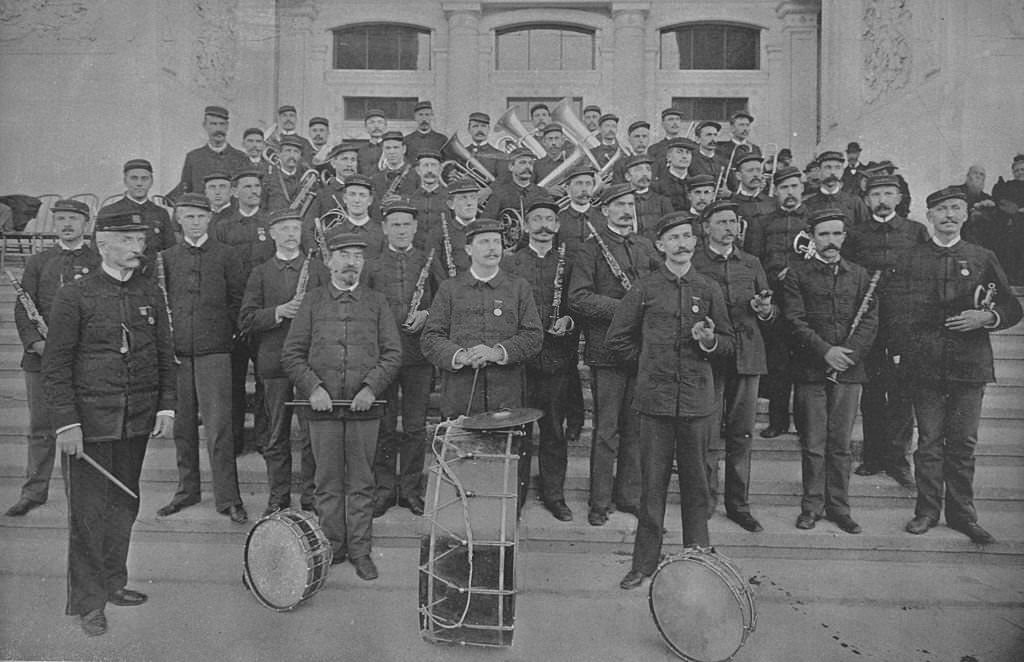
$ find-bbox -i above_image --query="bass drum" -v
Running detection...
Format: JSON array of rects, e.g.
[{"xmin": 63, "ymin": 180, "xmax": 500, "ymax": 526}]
[
  {"xmin": 648, "ymin": 547, "xmax": 757, "ymax": 662},
  {"xmin": 243, "ymin": 509, "xmax": 333, "ymax": 611}
]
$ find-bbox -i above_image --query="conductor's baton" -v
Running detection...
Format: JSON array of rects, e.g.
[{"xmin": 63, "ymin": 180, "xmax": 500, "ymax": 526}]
[{"xmin": 79, "ymin": 451, "xmax": 139, "ymax": 500}]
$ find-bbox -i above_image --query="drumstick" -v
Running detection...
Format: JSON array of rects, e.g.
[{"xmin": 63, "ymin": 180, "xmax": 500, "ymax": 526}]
[
  {"xmin": 465, "ymin": 366, "xmax": 481, "ymax": 417},
  {"xmin": 78, "ymin": 451, "xmax": 139, "ymax": 500}
]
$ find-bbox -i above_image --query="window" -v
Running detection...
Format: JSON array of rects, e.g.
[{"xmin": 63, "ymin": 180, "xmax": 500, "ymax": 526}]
[
  {"xmin": 343, "ymin": 97, "xmax": 420, "ymax": 121},
  {"xmin": 660, "ymin": 24, "xmax": 759, "ymax": 70},
  {"xmin": 496, "ymin": 25, "xmax": 595, "ymax": 70},
  {"xmin": 669, "ymin": 97, "xmax": 750, "ymax": 123},
  {"xmin": 333, "ymin": 24, "xmax": 431, "ymax": 70}
]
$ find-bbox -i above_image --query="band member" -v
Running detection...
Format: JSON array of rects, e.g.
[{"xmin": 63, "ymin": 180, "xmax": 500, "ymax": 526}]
[
  {"xmin": 842, "ymin": 141, "xmax": 864, "ymax": 195},
  {"xmin": 805, "ymin": 151, "xmax": 871, "ymax": 226},
  {"xmin": 239, "ymin": 209, "xmax": 328, "ymax": 516},
  {"xmin": 731, "ymin": 153, "xmax": 773, "ymax": 227},
  {"xmin": 612, "ymin": 120, "xmax": 652, "ymax": 183},
  {"xmin": 242, "ymin": 128, "xmax": 267, "ymax": 170},
  {"xmin": 372, "ymin": 130, "xmax": 414, "ymax": 194},
  {"xmin": 652, "ymin": 137, "xmax": 698, "ymax": 211},
  {"xmin": 683, "ymin": 174, "xmax": 718, "ymax": 245},
  {"xmin": 171, "ymin": 105, "xmax": 248, "ymax": 198},
  {"xmin": 273, "ymin": 104, "xmax": 315, "ymax": 163},
  {"xmin": 690, "ymin": 120, "xmax": 726, "ymax": 179},
  {"xmin": 154, "ymin": 194, "xmax": 247, "ymax": 522},
  {"xmin": 859, "ymin": 160, "xmax": 911, "ymax": 217},
  {"xmin": 622, "ymin": 153, "xmax": 673, "ymax": 240},
  {"xmin": 842, "ymin": 175, "xmax": 930, "ymax": 486},
  {"xmin": 483, "ymin": 147, "xmax": 545, "ymax": 219},
  {"xmin": 97, "ymin": 159, "xmax": 177, "ymax": 259},
  {"xmin": 503, "ymin": 195, "xmax": 579, "ymax": 520},
  {"xmin": 365, "ymin": 200, "xmax": 434, "ymax": 517},
  {"xmin": 204, "ymin": 172, "xmax": 234, "ymax": 227},
  {"xmin": 745, "ymin": 166, "xmax": 810, "ymax": 438},
  {"xmin": 307, "ymin": 142, "xmax": 360, "ymax": 229},
  {"xmin": 463, "ymin": 111, "xmax": 504, "ymax": 178},
  {"xmin": 535, "ymin": 124, "xmax": 569, "ymax": 183},
  {"xmin": 783, "ymin": 208, "xmax": 877, "ymax": 535},
  {"xmin": 648, "ymin": 107, "xmax": 686, "ymax": 171},
  {"xmin": 404, "ymin": 100, "xmax": 446, "ymax": 162},
  {"xmin": 803, "ymin": 159, "xmax": 823, "ymax": 196},
  {"xmin": 591, "ymin": 113, "xmax": 621, "ymax": 167},
  {"xmin": 421, "ymin": 218, "xmax": 543, "ymax": 417},
  {"xmin": 281, "ymin": 228, "xmax": 402, "ymax": 581},
  {"xmin": 6, "ymin": 200, "xmax": 100, "ymax": 518},
  {"xmin": 429, "ymin": 178, "xmax": 480, "ymax": 281},
  {"xmin": 326, "ymin": 174, "xmax": 385, "ymax": 260},
  {"xmin": 693, "ymin": 200, "xmax": 774, "ymax": 531},
  {"xmin": 890, "ymin": 187, "xmax": 1022, "ymax": 544},
  {"xmin": 357, "ymin": 108, "xmax": 388, "ymax": 175},
  {"xmin": 407, "ymin": 151, "xmax": 448, "ymax": 248},
  {"xmin": 265, "ymin": 135, "xmax": 311, "ymax": 213},
  {"xmin": 530, "ymin": 103, "xmax": 551, "ymax": 130},
  {"xmin": 567, "ymin": 184, "xmax": 660, "ymax": 526},
  {"xmin": 557, "ymin": 164, "xmax": 602, "ymax": 256},
  {"xmin": 607, "ymin": 212, "xmax": 733, "ymax": 589},
  {"xmin": 716, "ymin": 111, "xmax": 761, "ymax": 162},
  {"xmin": 308, "ymin": 116, "xmax": 330, "ymax": 152},
  {"xmin": 43, "ymin": 212, "xmax": 176, "ymax": 636},
  {"xmin": 582, "ymin": 104, "xmax": 602, "ymax": 132}
]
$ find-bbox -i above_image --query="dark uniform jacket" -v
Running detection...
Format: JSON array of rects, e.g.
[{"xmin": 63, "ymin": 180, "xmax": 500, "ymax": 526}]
[
  {"xmin": 483, "ymin": 180, "xmax": 546, "ymax": 220},
  {"xmin": 502, "ymin": 243, "xmax": 578, "ymax": 374},
  {"xmin": 605, "ymin": 264, "xmax": 734, "ymax": 417},
  {"xmin": 14, "ymin": 244, "xmax": 101, "ymax": 371},
  {"xmin": 408, "ymin": 184, "xmax": 448, "ymax": 249},
  {"xmin": 325, "ymin": 217, "xmax": 386, "ymax": 263},
  {"xmin": 174, "ymin": 144, "xmax": 249, "ymax": 197},
  {"xmin": 213, "ymin": 207, "xmax": 275, "ymax": 278},
  {"xmin": 652, "ymin": 170, "xmax": 691, "ymax": 212},
  {"xmin": 357, "ymin": 140, "xmax": 383, "ymax": 175},
  {"xmin": 781, "ymin": 257, "xmax": 879, "ymax": 384},
  {"xmin": 690, "ymin": 150, "xmax": 728, "ymax": 179},
  {"xmin": 567, "ymin": 224, "xmax": 660, "ymax": 366},
  {"xmin": 534, "ymin": 153, "xmax": 568, "ymax": 185},
  {"xmin": 281, "ymin": 282, "xmax": 402, "ymax": 417},
  {"xmin": 43, "ymin": 268, "xmax": 176, "ymax": 441},
  {"xmin": 745, "ymin": 204, "xmax": 810, "ymax": 283},
  {"xmin": 692, "ymin": 245, "xmax": 772, "ymax": 375},
  {"xmin": 421, "ymin": 269, "xmax": 543, "ymax": 416},
  {"xmin": 804, "ymin": 187, "xmax": 871, "ymax": 227},
  {"xmin": 557, "ymin": 204, "xmax": 602, "ymax": 259},
  {"xmin": 364, "ymin": 245, "xmax": 434, "ymax": 366},
  {"xmin": 404, "ymin": 130, "xmax": 447, "ymax": 162},
  {"xmin": 463, "ymin": 141, "xmax": 505, "ymax": 182},
  {"xmin": 887, "ymin": 240, "xmax": 1023, "ymax": 383},
  {"xmin": 161, "ymin": 238, "xmax": 246, "ymax": 357},
  {"xmin": 97, "ymin": 197, "xmax": 177, "ymax": 258},
  {"xmin": 265, "ymin": 167, "xmax": 305, "ymax": 214},
  {"xmin": 239, "ymin": 253, "xmax": 329, "ymax": 379},
  {"xmin": 634, "ymin": 189, "xmax": 675, "ymax": 242}
]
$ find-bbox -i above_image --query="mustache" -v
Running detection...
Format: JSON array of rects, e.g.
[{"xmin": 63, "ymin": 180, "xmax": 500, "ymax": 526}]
[
  {"xmin": 822, "ymin": 244, "xmax": 841, "ymax": 252},
  {"xmin": 823, "ymin": 175, "xmax": 840, "ymax": 184}
]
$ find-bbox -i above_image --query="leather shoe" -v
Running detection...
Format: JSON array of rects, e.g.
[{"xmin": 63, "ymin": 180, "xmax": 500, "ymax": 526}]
[
  {"xmin": 5, "ymin": 498, "xmax": 43, "ymax": 517},
  {"xmin": 80, "ymin": 608, "xmax": 107, "ymax": 637},
  {"xmin": 108, "ymin": 588, "xmax": 148, "ymax": 607},
  {"xmin": 587, "ymin": 509, "xmax": 608, "ymax": 526},
  {"xmin": 949, "ymin": 521, "xmax": 996, "ymax": 545},
  {"xmin": 619, "ymin": 569, "xmax": 648, "ymax": 590},
  {"xmin": 565, "ymin": 427, "xmax": 582, "ymax": 444},
  {"xmin": 544, "ymin": 500, "xmax": 574, "ymax": 522},
  {"xmin": 759, "ymin": 427, "xmax": 785, "ymax": 439},
  {"xmin": 854, "ymin": 463, "xmax": 883, "ymax": 477},
  {"xmin": 905, "ymin": 515, "xmax": 935, "ymax": 535},
  {"xmin": 827, "ymin": 513, "xmax": 862, "ymax": 534},
  {"xmin": 796, "ymin": 512, "xmax": 820, "ymax": 530},
  {"xmin": 225, "ymin": 505, "xmax": 248, "ymax": 524},
  {"xmin": 352, "ymin": 556, "xmax": 379, "ymax": 581},
  {"xmin": 373, "ymin": 501, "xmax": 391, "ymax": 518},
  {"xmin": 615, "ymin": 503, "xmax": 639, "ymax": 516},
  {"xmin": 886, "ymin": 468, "xmax": 915, "ymax": 490},
  {"xmin": 156, "ymin": 498, "xmax": 199, "ymax": 517},
  {"xmin": 261, "ymin": 504, "xmax": 285, "ymax": 518},
  {"xmin": 330, "ymin": 550, "xmax": 348, "ymax": 565},
  {"xmin": 727, "ymin": 511, "xmax": 764, "ymax": 533},
  {"xmin": 400, "ymin": 496, "xmax": 425, "ymax": 516}
]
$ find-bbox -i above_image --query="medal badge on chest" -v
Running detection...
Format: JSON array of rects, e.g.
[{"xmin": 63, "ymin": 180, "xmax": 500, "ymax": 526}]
[
  {"xmin": 493, "ymin": 299, "xmax": 503, "ymax": 317},
  {"xmin": 139, "ymin": 305, "xmax": 155, "ymax": 325},
  {"xmin": 691, "ymin": 296, "xmax": 702, "ymax": 315},
  {"xmin": 257, "ymin": 227, "xmax": 267, "ymax": 242},
  {"xmin": 957, "ymin": 259, "xmax": 970, "ymax": 278}
]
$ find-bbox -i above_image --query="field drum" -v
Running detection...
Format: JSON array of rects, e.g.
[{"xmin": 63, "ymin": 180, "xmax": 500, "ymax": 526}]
[
  {"xmin": 243, "ymin": 509, "xmax": 333, "ymax": 611},
  {"xmin": 648, "ymin": 547, "xmax": 757, "ymax": 662}
]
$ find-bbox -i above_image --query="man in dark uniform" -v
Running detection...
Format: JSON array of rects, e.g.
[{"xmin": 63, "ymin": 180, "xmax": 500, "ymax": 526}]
[
  {"xmin": 6, "ymin": 200, "xmax": 100, "ymax": 517},
  {"xmin": 405, "ymin": 100, "xmax": 447, "ymax": 162},
  {"xmin": 357, "ymin": 109, "xmax": 388, "ymax": 175},
  {"xmin": 155, "ymin": 193, "xmax": 247, "ymax": 523},
  {"xmin": 43, "ymin": 212, "xmax": 176, "ymax": 636},
  {"xmin": 530, "ymin": 103, "xmax": 551, "ymax": 131},
  {"xmin": 308, "ymin": 116, "xmax": 330, "ymax": 155},
  {"xmin": 282, "ymin": 228, "xmax": 402, "ymax": 581},
  {"xmin": 534, "ymin": 124, "xmax": 571, "ymax": 184},
  {"xmin": 842, "ymin": 141, "xmax": 865, "ymax": 195},
  {"xmin": 648, "ymin": 107, "xmax": 686, "ymax": 177},
  {"xmin": 204, "ymin": 171, "xmax": 235, "ymax": 227},
  {"xmin": 682, "ymin": 174, "xmax": 718, "ymax": 245},
  {"xmin": 607, "ymin": 211, "xmax": 733, "ymax": 589},
  {"xmin": 556, "ymin": 164, "xmax": 602, "ymax": 257},
  {"xmin": 239, "ymin": 208, "xmax": 328, "ymax": 517},
  {"xmin": 582, "ymin": 104, "xmax": 602, "ymax": 132},
  {"xmin": 503, "ymin": 196, "xmax": 579, "ymax": 520},
  {"xmin": 860, "ymin": 160, "xmax": 911, "ymax": 217},
  {"xmin": 324, "ymin": 174, "xmax": 386, "ymax": 260},
  {"xmin": 462, "ymin": 111, "xmax": 505, "ymax": 180},
  {"xmin": 567, "ymin": 184, "xmax": 660, "ymax": 526},
  {"xmin": 731, "ymin": 152, "xmax": 773, "ymax": 246},
  {"xmin": 272, "ymin": 105, "xmax": 315, "ymax": 163},
  {"xmin": 622, "ymin": 153, "xmax": 673, "ymax": 240},
  {"xmin": 364, "ymin": 199, "xmax": 435, "ymax": 518},
  {"xmin": 429, "ymin": 178, "xmax": 480, "ymax": 282},
  {"xmin": 783, "ymin": 209, "xmax": 878, "ymax": 534},
  {"xmin": 805, "ymin": 151, "xmax": 871, "ymax": 226},
  {"xmin": 97, "ymin": 159, "xmax": 177, "ymax": 260},
  {"xmin": 891, "ymin": 187, "xmax": 1023, "ymax": 544},
  {"xmin": 842, "ymin": 175, "xmax": 930, "ymax": 485},
  {"xmin": 407, "ymin": 150, "xmax": 449, "ymax": 248},
  {"xmin": 693, "ymin": 200, "xmax": 775, "ymax": 532},
  {"xmin": 306, "ymin": 142, "xmax": 360, "ymax": 239},
  {"xmin": 591, "ymin": 113, "xmax": 622, "ymax": 168},
  {"xmin": 242, "ymin": 127, "xmax": 268, "ymax": 172},
  {"xmin": 371, "ymin": 130, "xmax": 415, "ymax": 199},
  {"xmin": 690, "ymin": 120, "xmax": 726, "ymax": 179},
  {"xmin": 266, "ymin": 135, "xmax": 315, "ymax": 213},
  {"xmin": 652, "ymin": 137, "xmax": 698, "ymax": 211},
  {"xmin": 716, "ymin": 111, "xmax": 761, "ymax": 163},
  {"xmin": 171, "ymin": 105, "xmax": 248, "ymax": 199},
  {"xmin": 483, "ymin": 147, "xmax": 545, "ymax": 219}
]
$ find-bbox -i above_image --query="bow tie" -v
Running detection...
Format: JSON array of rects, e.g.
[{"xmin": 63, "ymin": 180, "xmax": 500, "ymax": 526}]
[{"xmin": 62, "ymin": 248, "xmax": 84, "ymax": 257}]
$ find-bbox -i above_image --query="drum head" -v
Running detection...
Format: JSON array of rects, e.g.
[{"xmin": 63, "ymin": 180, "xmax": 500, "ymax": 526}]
[
  {"xmin": 460, "ymin": 408, "xmax": 544, "ymax": 430},
  {"xmin": 244, "ymin": 513, "xmax": 320, "ymax": 610},
  {"xmin": 649, "ymin": 558, "xmax": 746, "ymax": 662}
]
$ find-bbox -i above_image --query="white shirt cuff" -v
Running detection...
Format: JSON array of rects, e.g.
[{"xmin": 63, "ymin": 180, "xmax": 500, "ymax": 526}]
[
  {"xmin": 452, "ymin": 348, "xmax": 467, "ymax": 369},
  {"xmin": 55, "ymin": 423, "xmax": 81, "ymax": 436},
  {"xmin": 495, "ymin": 344, "xmax": 509, "ymax": 365},
  {"xmin": 157, "ymin": 410, "xmax": 175, "ymax": 418},
  {"xmin": 699, "ymin": 338, "xmax": 718, "ymax": 353}
]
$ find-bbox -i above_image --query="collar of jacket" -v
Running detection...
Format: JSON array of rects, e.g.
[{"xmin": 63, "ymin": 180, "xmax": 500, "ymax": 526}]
[
  {"xmin": 811, "ymin": 256, "xmax": 850, "ymax": 274},
  {"xmin": 657, "ymin": 262, "xmax": 695, "ymax": 284},
  {"xmin": 600, "ymin": 224, "xmax": 633, "ymax": 244},
  {"xmin": 868, "ymin": 214, "xmax": 907, "ymax": 231},
  {"xmin": 461, "ymin": 268, "xmax": 508, "ymax": 289},
  {"xmin": 274, "ymin": 254, "xmax": 303, "ymax": 270},
  {"xmin": 703, "ymin": 243, "xmax": 741, "ymax": 262},
  {"xmin": 328, "ymin": 283, "xmax": 363, "ymax": 300}
]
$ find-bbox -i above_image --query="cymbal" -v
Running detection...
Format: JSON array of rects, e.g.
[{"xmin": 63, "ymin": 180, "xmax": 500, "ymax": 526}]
[{"xmin": 459, "ymin": 408, "xmax": 544, "ymax": 430}]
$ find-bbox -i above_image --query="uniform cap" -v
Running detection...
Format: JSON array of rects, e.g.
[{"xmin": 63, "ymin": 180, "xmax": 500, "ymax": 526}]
[
  {"xmin": 380, "ymin": 130, "xmax": 405, "ymax": 143},
  {"xmin": 701, "ymin": 200, "xmax": 740, "ymax": 222},
  {"xmin": 599, "ymin": 183, "xmax": 636, "ymax": 206},
  {"xmin": 666, "ymin": 137, "xmax": 698, "ymax": 152},
  {"xmin": 525, "ymin": 195, "xmax": 560, "ymax": 216},
  {"xmin": 51, "ymin": 199, "xmax": 90, "ymax": 218},
  {"xmin": 655, "ymin": 211, "xmax": 696, "ymax": 237},
  {"xmin": 863, "ymin": 174, "xmax": 902, "ymax": 192},
  {"xmin": 325, "ymin": 228, "xmax": 368, "ymax": 251},
  {"xmin": 730, "ymin": 110, "xmax": 755, "ymax": 123},
  {"xmin": 661, "ymin": 107, "xmax": 684, "ymax": 120},
  {"xmin": 773, "ymin": 165, "xmax": 803, "ymax": 185},
  {"xmin": 507, "ymin": 146, "xmax": 537, "ymax": 161},
  {"xmin": 413, "ymin": 100, "xmax": 433, "ymax": 113},
  {"xmin": 308, "ymin": 116, "xmax": 329, "ymax": 127},
  {"xmin": 173, "ymin": 193, "xmax": 212, "ymax": 211},
  {"xmin": 695, "ymin": 120, "xmax": 721, "ymax": 135},
  {"xmin": 468, "ymin": 112, "xmax": 491, "ymax": 124},
  {"xmin": 279, "ymin": 135, "xmax": 306, "ymax": 151},
  {"xmin": 582, "ymin": 105, "xmax": 602, "ymax": 115},
  {"xmin": 232, "ymin": 168, "xmax": 263, "ymax": 183},
  {"xmin": 204, "ymin": 105, "xmax": 229, "ymax": 120},
  {"xmin": 562, "ymin": 164, "xmax": 597, "ymax": 184},
  {"xmin": 243, "ymin": 127, "xmax": 265, "ymax": 139},
  {"xmin": 685, "ymin": 174, "xmax": 717, "ymax": 191},
  {"xmin": 464, "ymin": 218, "xmax": 504, "ymax": 240},
  {"xmin": 627, "ymin": 120, "xmax": 650, "ymax": 134},
  {"xmin": 327, "ymin": 142, "xmax": 361, "ymax": 159},
  {"xmin": 622, "ymin": 153, "xmax": 654, "ymax": 170},
  {"xmin": 541, "ymin": 123, "xmax": 564, "ymax": 136},
  {"xmin": 364, "ymin": 108, "xmax": 386, "ymax": 121},
  {"xmin": 447, "ymin": 178, "xmax": 480, "ymax": 195},
  {"xmin": 734, "ymin": 152, "xmax": 764, "ymax": 169},
  {"xmin": 277, "ymin": 105, "xmax": 297, "ymax": 115},
  {"xmin": 268, "ymin": 209, "xmax": 303, "ymax": 226},
  {"xmin": 808, "ymin": 208, "xmax": 847, "ymax": 227},
  {"xmin": 342, "ymin": 174, "xmax": 374, "ymax": 192},
  {"xmin": 925, "ymin": 186, "xmax": 967, "ymax": 209},
  {"xmin": 416, "ymin": 150, "xmax": 442, "ymax": 162},
  {"xmin": 382, "ymin": 198, "xmax": 418, "ymax": 217},
  {"xmin": 94, "ymin": 211, "xmax": 147, "ymax": 232},
  {"xmin": 817, "ymin": 150, "xmax": 845, "ymax": 165},
  {"xmin": 123, "ymin": 158, "xmax": 153, "ymax": 173},
  {"xmin": 598, "ymin": 113, "xmax": 619, "ymax": 125}
]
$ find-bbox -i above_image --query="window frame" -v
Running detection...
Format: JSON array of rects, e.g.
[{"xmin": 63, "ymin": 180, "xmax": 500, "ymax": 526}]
[
  {"xmin": 495, "ymin": 23, "xmax": 596, "ymax": 71},
  {"xmin": 659, "ymin": 22, "xmax": 760, "ymax": 71},
  {"xmin": 332, "ymin": 23, "xmax": 432, "ymax": 71}
]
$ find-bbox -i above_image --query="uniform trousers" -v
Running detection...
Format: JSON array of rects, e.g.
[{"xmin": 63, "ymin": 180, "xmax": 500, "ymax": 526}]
[
  {"xmin": 308, "ymin": 418, "xmax": 379, "ymax": 559},
  {"xmin": 762, "ymin": 325, "xmax": 794, "ymax": 432},
  {"xmin": 262, "ymin": 377, "xmax": 316, "ymax": 509},
  {"xmin": 524, "ymin": 365, "xmax": 571, "ymax": 506},
  {"xmin": 231, "ymin": 340, "xmax": 267, "ymax": 454},
  {"xmin": 565, "ymin": 362, "xmax": 585, "ymax": 433},
  {"xmin": 911, "ymin": 381, "xmax": 984, "ymax": 526},
  {"xmin": 859, "ymin": 346, "xmax": 915, "ymax": 473},
  {"xmin": 19, "ymin": 370, "xmax": 55, "ymax": 504},
  {"xmin": 373, "ymin": 364, "xmax": 432, "ymax": 505},
  {"xmin": 632, "ymin": 413, "xmax": 712, "ymax": 575},
  {"xmin": 589, "ymin": 365, "xmax": 641, "ymax": 513},
  {"xmin": 171, "ymin": 353, "xmax": 242, "ymax": 512},
  {"xmin": 707, "ymin": 370, "xmax": 759, "ymax": 515},
  {"xmin": 63, "ymin": 435, "xmax": 147, "ymax": 616},
  {"xmin": 794, "ymin": 382, "xmax": 861, "ymax": 517}
]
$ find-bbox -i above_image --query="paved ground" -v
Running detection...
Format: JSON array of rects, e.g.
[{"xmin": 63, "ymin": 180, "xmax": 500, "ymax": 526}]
[{"xmin": 2, "ymin": 528, "xmax": 1022, "ymax": 662}]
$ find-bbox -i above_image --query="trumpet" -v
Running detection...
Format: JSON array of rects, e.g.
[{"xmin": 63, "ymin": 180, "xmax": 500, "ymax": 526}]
[
  {"xmin": 974, "ymin": 282, "xmax": 997, "ymax": 311},
  {"xmin": 262, "ymin": 146, "xmax": 281, "ymax": 169},
  {"xmin": 493, "ymin": 107, "xmax": 546, "ymax": 158},
  {"xmin": 793, "ymin": 229, "xmax": 816, "ymax": 260}
]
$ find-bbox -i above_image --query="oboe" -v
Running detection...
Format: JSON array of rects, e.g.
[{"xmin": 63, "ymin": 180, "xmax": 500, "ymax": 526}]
[
  {"xmin": 5, "ymin": 269, "xmax": 47, "ymax": 338},
  {"xmin": 153, "ymin": 252, "xmax": 181, "ymax": 365},
  {"xmin": 403, "ymin": 248, "xmax": 435, "ymax": 330},
  {"xmin": 827, "ymin": 270, "xmax": 881, "ymax": 383},
  {"xmin": 547, "ymin": 242, "xmax": 567, "ymax": 334},
  {"xmin": 440, "ymin": 212, "xmax": 456, "ymax": 278},
  {"xmin": 584, "ymin": 220, "xmax": 631, "ymax": 291}
]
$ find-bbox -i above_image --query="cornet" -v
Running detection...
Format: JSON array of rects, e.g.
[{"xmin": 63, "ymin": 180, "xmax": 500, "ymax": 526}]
[
  {"xmin": 439, "ymin": 133, "xmax": 497, "ymax": 187},
  {"xmin": 793, "ymin": 230, "xmax": 817, "ymax": 260}
]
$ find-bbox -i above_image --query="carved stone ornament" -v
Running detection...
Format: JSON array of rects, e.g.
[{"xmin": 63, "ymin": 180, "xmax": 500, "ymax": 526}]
[
  {"xmin": 0, "ymin": 0, "xmax": 99, "ymax": 46},
  {"xmin": 862, "ymin": 0, "xmax": 912, "ymax": 105},
  {"xmin": 191, "ymin": 0, "xmax": 240, "ymax": 100}
]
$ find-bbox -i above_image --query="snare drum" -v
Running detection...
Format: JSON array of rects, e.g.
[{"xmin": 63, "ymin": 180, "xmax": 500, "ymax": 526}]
[
  {"xmin": 648, "ymin": 547, "xmax": 757, "ymax": 662},
  {"xmin": 243, "ymin": 509, "xmax": 333, "ymax": 611}
]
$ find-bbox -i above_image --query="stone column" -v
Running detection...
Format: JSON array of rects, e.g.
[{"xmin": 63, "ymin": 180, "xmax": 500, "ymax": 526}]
[
  {"xmin": 776, "ymin": 0, "xmax": 820, "ymax": 160},
  {"xmin": 611, "ymin": 2, "xmax": 650, "ymax": 124},
  {"xmin": 277, "ymin": 1, "xmax": 318, "ymax": 117},
  {"xmin": 443, "ymin": 2, "xmax": 482, "ymax": 124}
]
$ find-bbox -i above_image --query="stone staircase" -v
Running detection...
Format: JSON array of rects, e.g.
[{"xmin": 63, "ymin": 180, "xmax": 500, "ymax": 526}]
[{"xmin": 1, "ymin": 275, "xmax": 1022, "ymax": 565}]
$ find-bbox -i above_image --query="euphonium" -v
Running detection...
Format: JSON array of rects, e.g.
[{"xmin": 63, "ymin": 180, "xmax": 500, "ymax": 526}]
[
  {"xmin": 440, "ymin": 133, "xmax": 497, "ymax": 187},
  {"xmin": 494, "ymin": 107, "xmax": 546, "ymax": 158},
  {"xmin": 498, "ymin": 202, "xmax": 525, "ymax": 249},
  {"xmin": 793, "ymin": 230, "xmax": 816, "ymax": 260}
]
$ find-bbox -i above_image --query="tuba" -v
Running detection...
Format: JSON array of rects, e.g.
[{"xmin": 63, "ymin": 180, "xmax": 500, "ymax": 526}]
[
  {"xmin": 439, "ymin": 133, "xmax": 497, "ymax": 187},
  {"xmin": 494, "ymin": 107, "xmax": 546, "ymax": 159},
  {"xmin": 793, "ymin": 230, "xmax": 816, "ymax": 260}
]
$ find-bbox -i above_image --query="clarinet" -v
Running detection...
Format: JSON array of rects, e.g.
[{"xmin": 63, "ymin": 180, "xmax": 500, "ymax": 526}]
[
  {"xmin": 5, "ymin": 269, "xmax": 48, "ymax": 338},
  {"xmin": 403, "ymin": 248, "xmax": 435, "ymax": 330},
  {"xmin": 294, "ymin": 250, "xmax": 312, "ymax": 303},
  {"xmin": 584, "ymin": 220, "xmax": 631, "ymax": 291},
  {"xmin": 440, "ymin": 212, "xmax": 457, "ymax": 278},
  {"xmin": 827, "ymin": 270, "xmax": 881, "ymax": 383},
  {"xmin": 384, "ymin": 163, "xmax": 412, "ymax": 200},
  {"xmin": 153, "ymin": 252, "xmax": 181, "ymax": 365},
  {"xmin": 547, "ymin": 243, "xmax": 567, "ymax": 334}
]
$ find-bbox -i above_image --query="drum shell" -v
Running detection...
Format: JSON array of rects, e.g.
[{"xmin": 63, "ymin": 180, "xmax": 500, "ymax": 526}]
[{"xmin": 243, "ymin": 509, "xmax": 333, "ymax": 611}]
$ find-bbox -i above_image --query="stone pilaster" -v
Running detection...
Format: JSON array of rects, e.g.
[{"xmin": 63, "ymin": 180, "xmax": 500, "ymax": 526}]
[
  {"xmin": 776, "ymin": 0, "xmax": 820, "ymax": 160},
  {"xmin": 611, "ymin": 2, "xmax": 650, "ymax": 125},
  {"xmin": 443, "ymin": 2, "xmax": 482, "ymax": 122}
]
